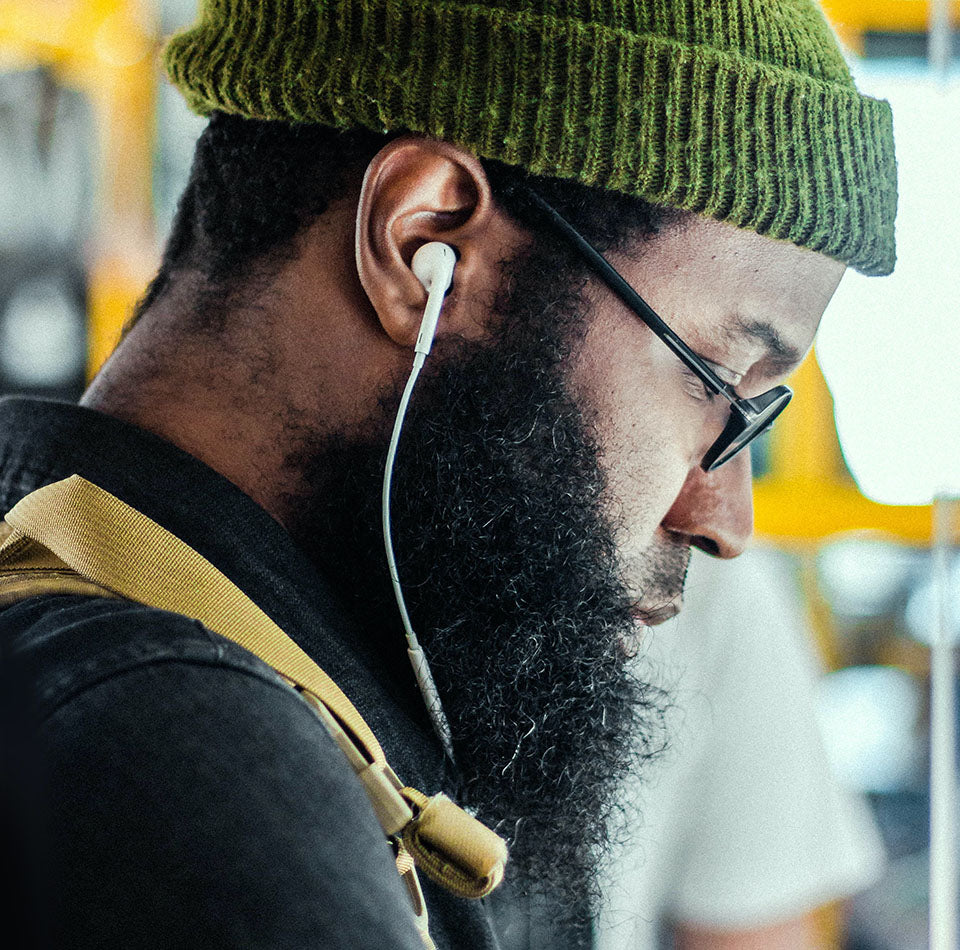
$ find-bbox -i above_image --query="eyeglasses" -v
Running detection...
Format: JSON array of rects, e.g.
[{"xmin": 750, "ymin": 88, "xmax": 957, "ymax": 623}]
[{"xmin": 519, "ymin": 188, "xmax": 792, "ymax": 471}]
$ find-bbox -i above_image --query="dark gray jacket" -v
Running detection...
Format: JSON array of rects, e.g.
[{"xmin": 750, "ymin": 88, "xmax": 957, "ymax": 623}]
[{"xmin": 0, "ymin": 397, "xmax": 501, "ymax": 950}]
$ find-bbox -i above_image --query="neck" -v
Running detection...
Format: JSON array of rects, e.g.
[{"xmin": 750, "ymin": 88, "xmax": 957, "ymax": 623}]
[
  {"xmin": 82, "ymin": 244, "xmax": 399, "ymax": 532},
  {"xmin": 81, "ymin": 310, "xmax": 301, "ymax": 528}
]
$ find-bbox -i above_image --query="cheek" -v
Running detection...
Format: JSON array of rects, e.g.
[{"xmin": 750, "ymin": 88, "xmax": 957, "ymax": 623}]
[
  {"xmin": 569, "ymin": 311, "xmax": 694, "ymax": 546},
  {"xmin": 602, "ymin": 432, "xmax": 690, "ymax": 559}
]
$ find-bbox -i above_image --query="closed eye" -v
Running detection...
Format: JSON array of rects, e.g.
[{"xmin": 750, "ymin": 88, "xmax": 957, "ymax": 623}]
[{"xmin": 680, "ymin": 365, "xmax": 717, "ymax": 402}]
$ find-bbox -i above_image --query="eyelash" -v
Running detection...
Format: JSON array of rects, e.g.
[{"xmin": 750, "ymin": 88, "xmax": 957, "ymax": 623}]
[{"xmin": 681, "ymin": 366, "xmax": 717, "ymax": 402}]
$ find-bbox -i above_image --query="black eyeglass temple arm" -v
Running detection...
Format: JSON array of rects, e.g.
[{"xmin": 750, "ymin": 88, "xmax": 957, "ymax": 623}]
[{"xmin": 520, "ymin": 188, "xmax": 739, "ymax": 403}]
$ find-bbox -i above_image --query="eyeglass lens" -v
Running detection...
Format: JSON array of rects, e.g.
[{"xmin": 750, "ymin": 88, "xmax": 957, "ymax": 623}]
[{"xmin": 703, "ymin": 387, "xmax": 792, "ymax": 470}]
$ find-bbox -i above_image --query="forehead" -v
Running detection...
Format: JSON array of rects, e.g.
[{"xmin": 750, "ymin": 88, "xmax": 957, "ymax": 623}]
[{"xmin": 621, "ymin": 214, "xmax": 846, "ymax": 367}]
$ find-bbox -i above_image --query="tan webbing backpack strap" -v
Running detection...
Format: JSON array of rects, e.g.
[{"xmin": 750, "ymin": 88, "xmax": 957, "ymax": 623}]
[
  {"xmin": 2, "ymin": 476, "xmax": 385, "ymax": 766},
  {"xmin": 0, "ymin": 475, "xmax": 507, "ymax": 941},
  {"xmin": 0, "ymin": 533, "xmax": 118, "ymax": 606},
  {"xmin": 297, "ymin": 688, "xmax": 436, "ymax": 950},
  {"xmin": 0, "ymin": 477, "xmax": 439, "ymax": 947}
]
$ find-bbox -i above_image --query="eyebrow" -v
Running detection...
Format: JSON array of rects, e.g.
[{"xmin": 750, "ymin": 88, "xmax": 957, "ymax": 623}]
[{"xmin": 726, "ymin": 316, "xmax": 804, "ymax": 370}]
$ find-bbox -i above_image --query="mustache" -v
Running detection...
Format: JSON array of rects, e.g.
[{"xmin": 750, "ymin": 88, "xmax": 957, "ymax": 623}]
[
  {"xmin": 632, "ymin": 601, "xmax": 681, "ymax": 625},
  {"xmin": 626, "ymin": 541, "xmax": 690, "ymax": 625}
]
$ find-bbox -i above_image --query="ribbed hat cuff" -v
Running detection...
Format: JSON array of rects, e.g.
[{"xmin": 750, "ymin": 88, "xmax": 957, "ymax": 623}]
[{"xmin": 164, "ymin": 0, "xmax": 897, "ymax": 275}]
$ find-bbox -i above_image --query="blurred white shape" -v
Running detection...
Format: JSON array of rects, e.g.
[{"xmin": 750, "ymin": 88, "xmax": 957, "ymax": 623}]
[
  {"xmin": 817, "ymin": 536, "xmax": 918, "ymax": 617},
  {"xmin": 0, "ymin": 277, "xmax": 85, "ymax": 387},
  {"xmin": 161, "ymin": 0, "xmax": 200, "ymax": 32},
  {"xmin": 817, "ymin": 66, "xmax": 960, "ymax": 505},
  {"xmin": 905, "ymin": 555, "xmax": 960, "ymax": 645},
  {"xmin": 154, "ymin": 81, "xmax": 207, "ymax": 237},
  {"xmin": 0, "ymin": 72, "xmax": 94, "ymax": 250},
  {"xmin": 818, "ymin": 665, "xmax": 923, "ymax": 794}
]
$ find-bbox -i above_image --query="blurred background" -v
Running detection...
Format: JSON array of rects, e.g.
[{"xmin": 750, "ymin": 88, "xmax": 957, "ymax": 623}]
[{"xmin": 0, "ymin": 1, "xmax": 958, "ymax": 948}]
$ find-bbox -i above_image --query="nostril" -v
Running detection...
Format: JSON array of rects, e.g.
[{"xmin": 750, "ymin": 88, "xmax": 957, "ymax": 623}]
[{"xmin": 692, "ymin": 535, "xmax": 720, "ymax": 557}]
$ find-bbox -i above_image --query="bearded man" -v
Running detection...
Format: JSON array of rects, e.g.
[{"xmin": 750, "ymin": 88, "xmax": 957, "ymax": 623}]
[{"xmin": 0, "ymin": 1, "xmax": 896, "ymax": 948}]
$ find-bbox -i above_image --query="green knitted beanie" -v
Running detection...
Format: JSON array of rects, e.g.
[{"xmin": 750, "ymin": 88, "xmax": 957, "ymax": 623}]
[{"xmin": 163, "ymin": 0, "xmax": 897, "ymax": 275}]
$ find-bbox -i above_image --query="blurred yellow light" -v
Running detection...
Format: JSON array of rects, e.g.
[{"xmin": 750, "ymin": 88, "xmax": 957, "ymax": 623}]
[
  {"xmin": 93, "ymin": 11, "xmax": 151, "ymax": 68},
  {"xmin": 822, "ymin": 0, "xmax": 960, "ymax": 34}
]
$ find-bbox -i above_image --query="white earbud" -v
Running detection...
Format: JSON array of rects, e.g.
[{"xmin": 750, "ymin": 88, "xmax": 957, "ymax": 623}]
[
  {"xmin": 411, "ymin": 242, "xmax": 456, "ymax": 355},
  {"xmin": 412, "ymin": 241, "xmax": 456, "ymax": 294}
]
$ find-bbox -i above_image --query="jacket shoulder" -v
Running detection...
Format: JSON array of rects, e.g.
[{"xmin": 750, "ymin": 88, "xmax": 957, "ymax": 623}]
[
  {"xmin": 2, "ymin": 594, "xmax": 425, "ymax": 949},
  {"xmin": 2, "ymin": 593, "xmax": 286, "ymax": 719}
]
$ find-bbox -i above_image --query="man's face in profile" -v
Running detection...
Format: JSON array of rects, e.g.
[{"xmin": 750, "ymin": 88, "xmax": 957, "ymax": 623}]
[
  {"xmin": 568, "ymin": 213, "xmax": 843, "ymax": 640},
  {"xmin": 284, "ymin": 195, "xmax": 843, "ymax": 909}
]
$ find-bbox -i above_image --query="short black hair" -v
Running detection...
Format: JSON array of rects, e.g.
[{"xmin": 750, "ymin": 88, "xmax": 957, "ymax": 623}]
[{"xmin": 134, "ymin": 112, "xmax": 673, "ymax": 329}]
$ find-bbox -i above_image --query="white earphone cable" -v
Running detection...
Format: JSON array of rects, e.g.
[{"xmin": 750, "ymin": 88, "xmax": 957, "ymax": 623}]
[{"xmin": 381, "ymin": 257, "xmax": 457, "ymax": 764}]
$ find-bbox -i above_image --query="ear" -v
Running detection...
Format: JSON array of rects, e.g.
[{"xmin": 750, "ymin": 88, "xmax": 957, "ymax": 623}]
[{"xmin": 355, "ymin": 136, "xmax": 502, "ymax": 349}]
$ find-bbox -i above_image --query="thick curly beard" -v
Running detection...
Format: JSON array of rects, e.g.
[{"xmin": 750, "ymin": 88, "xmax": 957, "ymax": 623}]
[{"xmin": 283, "ymin": 243, "xmax": 669, "ymax": 923}]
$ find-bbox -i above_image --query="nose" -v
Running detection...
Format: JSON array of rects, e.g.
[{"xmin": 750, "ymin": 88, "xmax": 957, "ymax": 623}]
[{"xmin": 660, "ymin": 450, "xmax": 754, "ymax": 558}]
